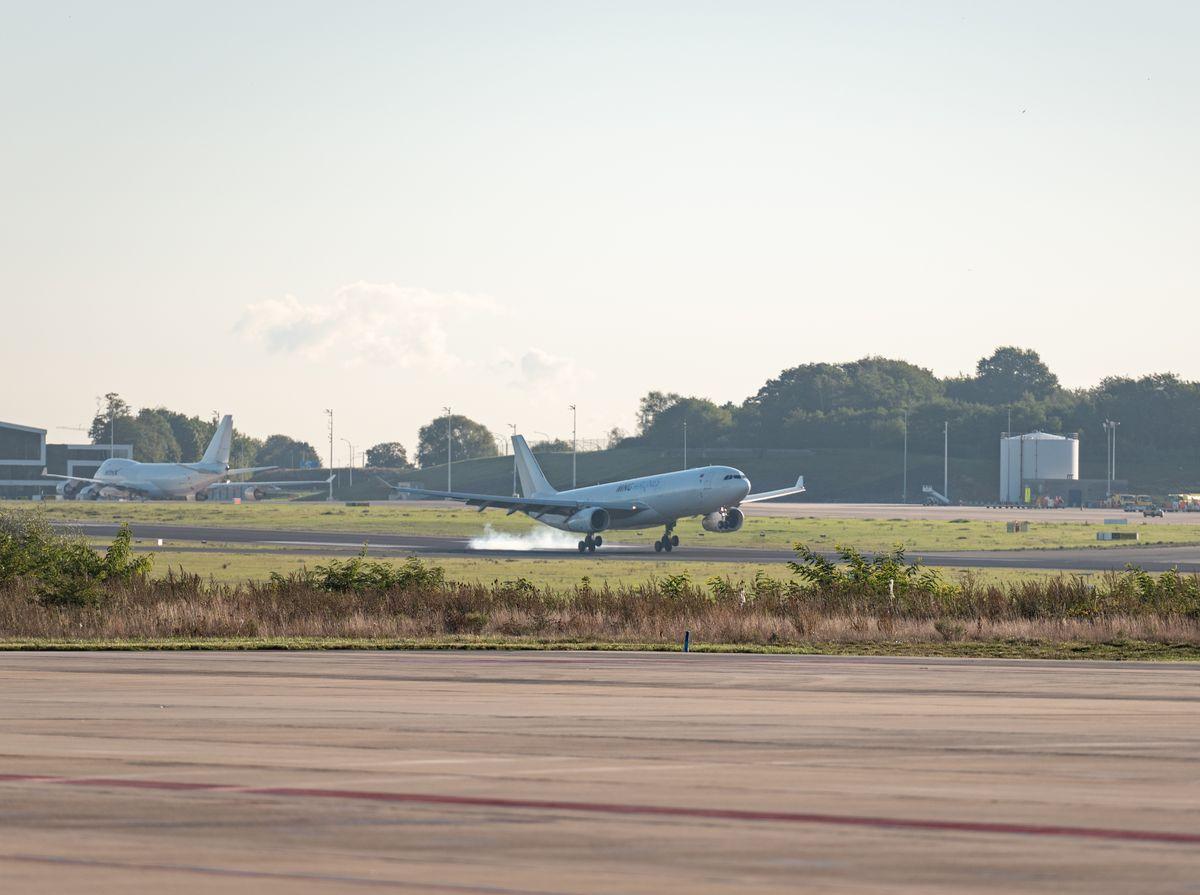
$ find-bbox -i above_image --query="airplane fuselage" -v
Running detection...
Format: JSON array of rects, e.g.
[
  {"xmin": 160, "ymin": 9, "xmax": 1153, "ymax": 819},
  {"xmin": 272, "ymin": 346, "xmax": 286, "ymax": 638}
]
[
  {"xmin": 530, "ymin": 465, "xmax": 751, "ymax": 531},
  {"xmin": 86, "ymin": 458, "xmax": 229, "ymax": 500}
]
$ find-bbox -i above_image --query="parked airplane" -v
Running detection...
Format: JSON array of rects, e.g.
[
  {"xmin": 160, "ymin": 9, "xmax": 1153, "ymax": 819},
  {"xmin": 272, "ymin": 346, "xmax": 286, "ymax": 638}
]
[
  {"xmin": 389, "ymin": 435, "xmax": 805, "ymax": 552},
  {"xmin": 45, "ymin": 415, "xmax": 275, "ymax": 500}
]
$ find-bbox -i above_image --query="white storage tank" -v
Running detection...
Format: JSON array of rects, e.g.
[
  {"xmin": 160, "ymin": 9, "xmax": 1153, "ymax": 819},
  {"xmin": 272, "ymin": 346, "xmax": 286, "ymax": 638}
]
[{"xmin": 999, "ymin": 431, "xmax": 1079, "ymax": 503}]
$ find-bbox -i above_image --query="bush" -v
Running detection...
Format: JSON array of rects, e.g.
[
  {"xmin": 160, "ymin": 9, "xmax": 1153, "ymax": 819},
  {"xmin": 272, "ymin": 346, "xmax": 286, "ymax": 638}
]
[
  {"xmin": 0, "ymin": 509, "xmax": 151, "ymax": 607},
  {"xmin": 270, "ymin": 553, "xmax": 446, "ymax": 593}
]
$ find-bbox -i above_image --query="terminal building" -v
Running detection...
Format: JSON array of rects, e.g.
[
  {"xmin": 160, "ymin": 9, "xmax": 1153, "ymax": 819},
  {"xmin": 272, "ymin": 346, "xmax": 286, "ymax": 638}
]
[{"xmin": 0, "ymin": 420, "xmax": 132, "ymax": 498}]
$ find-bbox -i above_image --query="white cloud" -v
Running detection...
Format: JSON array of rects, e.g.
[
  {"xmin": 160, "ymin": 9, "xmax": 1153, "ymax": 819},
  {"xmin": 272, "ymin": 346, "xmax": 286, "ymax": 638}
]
[
  {"xmin": 492, "ymin": 347, "xmax": 587, "ymax": 392},
  {"xmin": 236, "ymin": 281, "xmax": 499, "ymax": 369}
]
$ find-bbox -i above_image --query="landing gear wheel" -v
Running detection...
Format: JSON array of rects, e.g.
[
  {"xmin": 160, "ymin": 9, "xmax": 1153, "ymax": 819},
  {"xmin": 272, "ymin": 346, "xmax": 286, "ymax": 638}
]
[
  {"xmin": 594, "ymin": 536, "xmax": 603, "ymax": 548},
  {"xmin": 654, "ymin": 540, "xmax": 664, "ymax": 553},
  {"xmin": 578, "ymin": 541, "xmax": 587, "ymax": 553},
  {"xmin": 670, "ymin": 535, "xmax": 680, "ymax": 547},
  {"xmin": 587, "ymin": 542, "xmax": 596, "ymax": 553}
]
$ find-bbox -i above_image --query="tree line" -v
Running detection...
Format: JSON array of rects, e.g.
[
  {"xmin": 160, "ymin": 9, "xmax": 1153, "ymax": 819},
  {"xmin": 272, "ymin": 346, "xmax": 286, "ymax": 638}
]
[
  {"xmin": 626, "ymin": 347, "xmax": 1200, "ymax": 475},
  {"xmin": 95, "ymin": 345, "xmax": 1198, "ymax": 479},
  {"xmin": 89, "ymin": 394, "xmax": 425, "ymax": 470},
  {"xmin": 89, "ymin": 395, "xmax": 323, "ymax": 468}
]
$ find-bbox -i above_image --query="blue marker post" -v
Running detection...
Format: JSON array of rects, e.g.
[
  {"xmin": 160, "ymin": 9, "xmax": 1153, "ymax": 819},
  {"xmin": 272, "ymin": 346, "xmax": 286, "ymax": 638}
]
[{"xmin": 682, "ymin": 631, "xmax": 690, "ymax": 653}]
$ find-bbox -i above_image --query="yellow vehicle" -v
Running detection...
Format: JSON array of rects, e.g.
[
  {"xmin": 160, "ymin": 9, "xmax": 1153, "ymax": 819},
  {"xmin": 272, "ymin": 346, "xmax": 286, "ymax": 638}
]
[{"xmin": 1111, "ymin": 493, "xmax": 1155, "ymax": 510}]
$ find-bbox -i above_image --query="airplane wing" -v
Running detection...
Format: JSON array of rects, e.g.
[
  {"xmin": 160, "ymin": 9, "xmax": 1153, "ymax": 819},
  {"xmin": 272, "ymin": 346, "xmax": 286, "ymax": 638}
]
[
  {"xmin": 250, "ymin": 474, "xmax": 336, "ymax": 489},
  {"xmin": 741, "ymin": 476, "xmax": 805, "ymax": 504},
  {"xmin": 384, "ymin": 483, "xmax": 649, "ymax": 519},
  {"xmin": 41, "ymin": 472, "xmax": 153, "ymax": 495}
]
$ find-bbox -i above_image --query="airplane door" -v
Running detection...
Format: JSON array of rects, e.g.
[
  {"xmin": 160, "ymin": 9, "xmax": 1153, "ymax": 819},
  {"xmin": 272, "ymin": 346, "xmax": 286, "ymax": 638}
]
[{"xmin": 702, "ymin": 472, "xmax": 714, "ymax": 492}]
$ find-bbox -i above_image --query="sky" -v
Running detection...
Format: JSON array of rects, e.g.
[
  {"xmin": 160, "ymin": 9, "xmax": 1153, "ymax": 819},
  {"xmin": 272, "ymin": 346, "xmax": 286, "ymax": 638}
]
[{"xmin": 2, "ymin": 2, "xmax": 1197, "ymax": 460}]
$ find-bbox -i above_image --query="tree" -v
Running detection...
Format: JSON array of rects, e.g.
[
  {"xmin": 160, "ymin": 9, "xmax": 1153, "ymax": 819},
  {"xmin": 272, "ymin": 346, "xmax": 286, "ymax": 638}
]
[
  {"xmin": 365, "ymin": 442, "xmax": 409, "ymax": 468},
  {"xmin": 88, "ymin": 393, "xmax": 133, "ymax": 446},
  {"xmin": 605, "ymin": 427, "xmax": 628, "ymax": 449},
  {"xmin": 636, "ymin": 391, "xmax": 682, "ymax": 434},
  {"xmin": 88, "ymin": 396, "xmax": 182, "ymax": 461},
  {"xmin": 258, "ymin": 434, "xmax": 321, "ymax": 468},
  {"xmin": 971, "ymin": 346, "xmax": 1060, "ymax": 404},
  {"xmin": 532, "ymin": 438, "xmax": 571, "ymax": 453},
  {"xmin": 128, "ymin": 409, "xmax": 182, "ymax": 463},
  {"xmin": 642, "ymin": 397, "xmax": 734, "ymax": 447},
  {"xmin": 415, "ymin": 414, "xmax": 499, "ymax": 468},
  {"xmin": 142, "ymin": 408, "xmax": 206, "ymax": 462}
]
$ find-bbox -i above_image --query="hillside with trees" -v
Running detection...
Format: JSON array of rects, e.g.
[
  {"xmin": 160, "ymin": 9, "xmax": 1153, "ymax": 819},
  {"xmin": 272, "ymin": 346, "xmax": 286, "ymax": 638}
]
[{"xmin": 624, "ymin": 347, "xmax": 1200, "ymax": 494}]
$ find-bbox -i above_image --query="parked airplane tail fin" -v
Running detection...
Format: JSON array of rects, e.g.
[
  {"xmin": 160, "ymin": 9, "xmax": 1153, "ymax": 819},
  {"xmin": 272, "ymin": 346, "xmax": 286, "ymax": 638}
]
[
  {"xmin": 201, "ymin": 415, "xmax": 234, "ymax": 467},
  {"xmin": 512, "ymin": 435, "xmax": 557, "ymax": 497}
]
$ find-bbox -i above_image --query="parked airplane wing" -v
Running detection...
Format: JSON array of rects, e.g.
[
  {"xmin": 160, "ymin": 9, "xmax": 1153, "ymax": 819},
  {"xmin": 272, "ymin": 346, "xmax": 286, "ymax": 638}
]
[
  {"xmin": 384, "ymin": 484, "xmax": 648, "ymax": 519},
  {"xmin": 224, "ymin": 465, "xmax": 278, "ymax": 476},
  {"xmin": 41, "ymin": 472, "xmax": 154, "ymax": 495},
  {"xmin": 741, "ymin": 475, "xmax": 805, "ymax": 504},
  {"xmin": 249, "ymin": 474, "xmax": 336, "ymax": 490}
]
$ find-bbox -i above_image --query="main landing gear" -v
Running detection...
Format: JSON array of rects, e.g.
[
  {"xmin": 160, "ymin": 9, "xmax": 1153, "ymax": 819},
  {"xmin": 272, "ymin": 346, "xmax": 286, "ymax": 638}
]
[
  {"xmin": 653, "ymin": 522, "xmax": 680, "ymax": 553},
  {"xmin": 578, "ymin": 533, "xmax": 603, "ymax": 553}
]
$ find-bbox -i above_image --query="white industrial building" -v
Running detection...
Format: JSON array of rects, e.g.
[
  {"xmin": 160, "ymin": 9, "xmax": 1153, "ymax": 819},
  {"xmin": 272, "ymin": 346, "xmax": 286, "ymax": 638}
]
[{"xmin": 999, "ymin": 431, "xmax": 1080, "ymax": 505}]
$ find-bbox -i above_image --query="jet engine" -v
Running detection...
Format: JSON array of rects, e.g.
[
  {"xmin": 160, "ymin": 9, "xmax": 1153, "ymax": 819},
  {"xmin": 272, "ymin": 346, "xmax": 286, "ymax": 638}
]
[
  {"xmin": 194, "ymin": 490, "xmax": 209, "ymax": 502},
  {"xmin": 58, "ymin": 479, "xmax": 85, "ymax": 499},
  {"xmin": 244, "ymin": 487, "xmax": 265, "ymax": 501},
  {"xmin": 564, "ymin": 507, "xmax": 610, "ymax": 533},
  {"xmin": 702, "ymin": 507, "xmax": 744, "ymax": 533}
]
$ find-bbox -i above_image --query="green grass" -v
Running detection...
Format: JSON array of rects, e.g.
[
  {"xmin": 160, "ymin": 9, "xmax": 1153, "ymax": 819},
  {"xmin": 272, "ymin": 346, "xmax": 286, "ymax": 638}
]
[
  {"xmin": 30, "ymin": 499, "xmax": 1200, "ymax": 553},
  {"xmin": 2, "ymin": 635, "xmax": 1196, "ymax": 660},
  {"xmin": 131, "ymin": 543, "xmax": 1080, "ymax": 589}
]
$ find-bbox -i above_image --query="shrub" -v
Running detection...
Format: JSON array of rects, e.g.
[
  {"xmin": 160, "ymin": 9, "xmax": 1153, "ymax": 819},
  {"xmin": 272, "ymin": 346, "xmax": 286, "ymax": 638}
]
[{"xmin": 0, "ymin": 509, "xmax": 151, "ymax": 607}]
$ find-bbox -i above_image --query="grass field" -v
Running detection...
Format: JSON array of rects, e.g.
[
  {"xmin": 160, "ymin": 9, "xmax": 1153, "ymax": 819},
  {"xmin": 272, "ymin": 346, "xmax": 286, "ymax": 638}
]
[
  {"xmin": 122, "ymin": 543, "xmax": 1070, "ymax": 589},
  {"xmin": 22, "ymin": 499, "xmax": 1200, "ymax": 553}
]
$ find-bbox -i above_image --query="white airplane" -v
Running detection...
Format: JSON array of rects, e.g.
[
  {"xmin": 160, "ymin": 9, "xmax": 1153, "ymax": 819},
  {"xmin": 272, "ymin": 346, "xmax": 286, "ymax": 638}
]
[
  {"xmin": 391, "ymin": 434, "xmax": 805, "ymax": 552},
  {"xmin": 46, "ymin": 415, "xmax": 275, "ymax": 500}
]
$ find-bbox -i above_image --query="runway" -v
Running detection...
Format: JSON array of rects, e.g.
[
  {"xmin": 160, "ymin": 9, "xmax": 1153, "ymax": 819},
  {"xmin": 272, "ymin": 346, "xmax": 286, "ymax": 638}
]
[
  {"xmin": 2, "ymin": 651, "xmax": 1197, "ymax": 893},
  {"xmin": 68, "ymin": 520, "xmax": 1200, "ymax": 572}
]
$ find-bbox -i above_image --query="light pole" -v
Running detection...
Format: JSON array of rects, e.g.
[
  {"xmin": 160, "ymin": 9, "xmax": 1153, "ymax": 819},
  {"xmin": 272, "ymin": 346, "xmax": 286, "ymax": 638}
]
[
  {"xmin": 324, "ymin": 409, "xmax": 334, "ymax": 500},
  {"xmin": 943, "ymin": 420, "xmax": 949, "ymax": 502},
  {"xmin": 901, "ymin": 409, "xmax": 908, "ymax": 503},
  {"xmin": 1104, "ymin": 420, "xmax": 1120, "ymax": 496},
  {"xmin": 682, "ymin": 419, "xmax": 688, "ymax": 470},
  {"xmin": 569, "ymin": 404, "xmax": 577, "ymax": 488},
  {"xmin": 508, "ymin": 423, "xmax": 518, "ymax": 495},
  {"xmin": 341, "ymin": 438, "xmax": 354, "ymax": 488},
  {"xmin": 443, "ymin": 406, "xmax": 452, "ymax": 491}
]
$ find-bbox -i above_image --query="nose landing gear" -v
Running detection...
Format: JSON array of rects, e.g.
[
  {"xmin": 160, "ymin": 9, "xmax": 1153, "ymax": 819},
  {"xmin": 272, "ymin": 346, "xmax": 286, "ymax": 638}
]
[{"xmin": 577, "ymin": 533, "xmax": 603, "ymax": 553}]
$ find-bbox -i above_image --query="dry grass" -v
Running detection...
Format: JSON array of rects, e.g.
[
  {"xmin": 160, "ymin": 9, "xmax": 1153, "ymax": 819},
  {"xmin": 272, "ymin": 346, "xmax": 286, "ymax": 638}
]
[{"xmin": 1, "ymin": 570, "xmax": 1197, "ymax": 648}]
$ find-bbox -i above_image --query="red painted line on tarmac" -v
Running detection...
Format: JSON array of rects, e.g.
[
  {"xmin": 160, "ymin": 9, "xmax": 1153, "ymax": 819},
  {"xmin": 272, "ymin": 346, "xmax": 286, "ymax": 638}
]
[{"xmin": 3, "ymin": 773, "xmax": 1197, "ymax": 846}]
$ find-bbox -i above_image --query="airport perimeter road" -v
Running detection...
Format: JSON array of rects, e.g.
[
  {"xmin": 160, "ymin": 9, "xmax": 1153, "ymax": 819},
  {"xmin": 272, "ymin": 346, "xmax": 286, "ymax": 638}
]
[
  {"xmin": 68, "ymin": 521, "xmax": 1200, "ymax": 572},
  {"xmin": 2, "ymin": 652, "xmax": 1198, "ymax": 894}
]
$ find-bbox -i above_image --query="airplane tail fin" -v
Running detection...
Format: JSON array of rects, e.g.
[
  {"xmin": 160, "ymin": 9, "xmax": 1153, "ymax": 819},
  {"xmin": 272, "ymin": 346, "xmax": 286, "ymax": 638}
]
[
  {"xmin": 201, "ymin": 415, "xmax": 234, "ymax": 467},
  {"xmin": 512, "ymin": 435, "xmax": 556, "ymax": 497}
]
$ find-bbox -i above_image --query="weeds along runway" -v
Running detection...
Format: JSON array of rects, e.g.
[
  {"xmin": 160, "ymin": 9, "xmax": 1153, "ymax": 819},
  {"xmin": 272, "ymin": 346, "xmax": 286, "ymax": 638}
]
[
  {"xmin": 68, "ymin": 521, "xmax": 1200, "ymax": 572},
  {"xmin": 2, "ymin": 651, "xmax": 1198, "ymax": 894}
]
